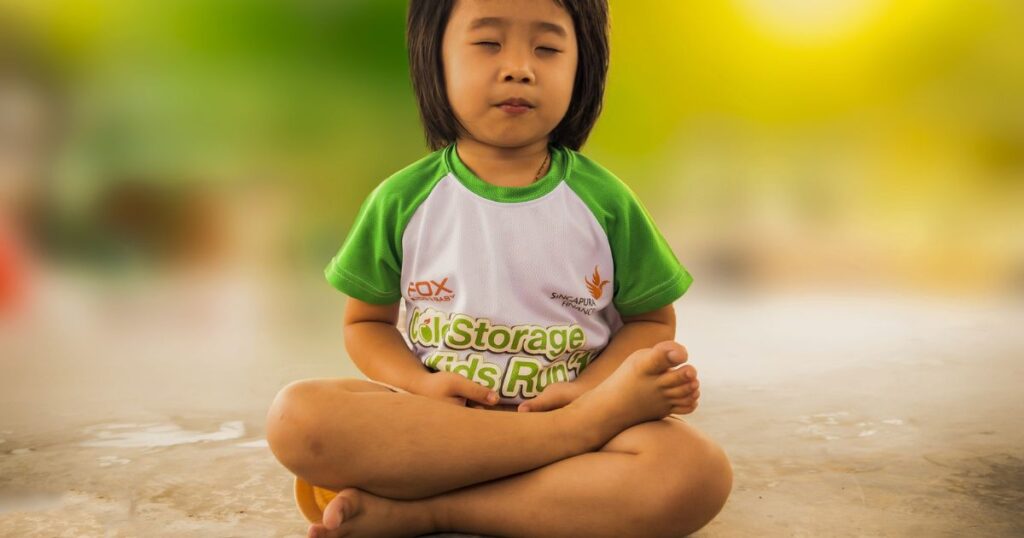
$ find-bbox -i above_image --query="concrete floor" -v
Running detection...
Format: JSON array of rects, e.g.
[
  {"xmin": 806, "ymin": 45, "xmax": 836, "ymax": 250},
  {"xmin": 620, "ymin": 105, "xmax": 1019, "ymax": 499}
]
[{"xmin": 1, "ymin": 273, "xmax": 1022, "ymax": 536}]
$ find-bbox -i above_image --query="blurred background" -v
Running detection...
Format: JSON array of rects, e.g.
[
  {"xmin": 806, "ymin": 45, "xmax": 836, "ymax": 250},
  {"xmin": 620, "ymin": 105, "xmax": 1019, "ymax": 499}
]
[
  {"xmin": 0, "ymin": 0, "xmax": 1022, "ymax": 536},
  {"xmin": 1, "ymin": 0, "xmax": 1022, "ymax": 304}
]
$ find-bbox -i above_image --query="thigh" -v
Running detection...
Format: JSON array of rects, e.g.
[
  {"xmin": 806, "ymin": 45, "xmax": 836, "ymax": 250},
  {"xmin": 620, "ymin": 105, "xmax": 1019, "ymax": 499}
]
[
  {"xmin": 299, "ymin": 377, "xmax": 405, "ymax": 394},
  {"xmin": 330, "ymin": 377, "xmax": 519, "ymax": 411},
  {"xmin": 365, "ymin": 375, "xmax": 520, "ymax": 411},
  {"xmin": 358, "ymin": 378, "xmax": 409, "ymax": 394},
  {"xmin": 599, "ymin": 418, "xmax": 733, "ymax": 535}
]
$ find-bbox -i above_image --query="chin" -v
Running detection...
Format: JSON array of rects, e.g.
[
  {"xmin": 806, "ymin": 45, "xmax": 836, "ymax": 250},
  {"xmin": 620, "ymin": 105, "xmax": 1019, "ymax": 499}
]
[{"xmin": 476, "ymin": 131, "xmax": 550, "ymax": 148}]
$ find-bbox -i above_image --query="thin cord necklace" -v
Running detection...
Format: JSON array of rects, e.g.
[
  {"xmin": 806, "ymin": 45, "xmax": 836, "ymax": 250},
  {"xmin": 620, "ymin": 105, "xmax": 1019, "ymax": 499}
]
[{"xmin": 534, "ymin": 150, "xmax": 550, "ymax": 180}]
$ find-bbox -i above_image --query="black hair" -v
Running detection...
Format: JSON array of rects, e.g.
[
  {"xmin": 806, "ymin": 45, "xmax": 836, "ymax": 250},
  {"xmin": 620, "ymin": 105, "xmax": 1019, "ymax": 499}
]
[{"xmin": 406, "ymin": 0, "xmax": 610, "ymax": 151}]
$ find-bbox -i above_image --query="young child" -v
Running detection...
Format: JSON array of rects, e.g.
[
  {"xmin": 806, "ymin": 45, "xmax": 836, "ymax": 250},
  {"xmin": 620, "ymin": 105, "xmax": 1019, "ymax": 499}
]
[{"xmin": 266, "ymin": 1, "xmax": 732, "ymax": 536}]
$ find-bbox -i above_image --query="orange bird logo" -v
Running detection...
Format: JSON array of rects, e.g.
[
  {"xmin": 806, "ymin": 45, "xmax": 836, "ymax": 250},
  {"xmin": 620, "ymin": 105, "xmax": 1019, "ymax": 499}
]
[{"xmin": 584, "ymin": 265, "xmax": 610, "ymax": 299}]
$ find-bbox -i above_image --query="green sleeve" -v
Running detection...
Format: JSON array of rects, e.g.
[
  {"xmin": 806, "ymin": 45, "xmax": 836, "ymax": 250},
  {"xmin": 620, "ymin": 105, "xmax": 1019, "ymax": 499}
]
[
  {"xmin": 322, "ymin": 148, "xmax": 451, "ymax": 304},
  {"xmin": 324, "ymin": 182, "xmax": 403, "ymax": 304},
  {"xmin": 609, "ymin": 189, "xmax": 693, "ymax": 316},
  {"xmin": 563, "ymin": 150, "xmax": 693, "ymax": 317}
]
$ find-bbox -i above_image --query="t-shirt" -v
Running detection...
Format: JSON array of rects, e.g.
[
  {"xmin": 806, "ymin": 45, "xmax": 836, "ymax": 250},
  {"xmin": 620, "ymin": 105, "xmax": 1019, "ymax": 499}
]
[{"xmin": 325, "ymin": 142, "xmax": 693, "ymax": 405}]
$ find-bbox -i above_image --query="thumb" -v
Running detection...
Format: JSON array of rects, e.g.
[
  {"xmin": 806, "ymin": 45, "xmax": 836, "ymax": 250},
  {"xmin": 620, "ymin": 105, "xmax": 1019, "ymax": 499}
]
[
  {"xmin": 457, "ymin": 377, "xmax": 500, "ymax": 406},
  {"xmin": 518, "ymin": 388, "xmax": 571, "ymax": 413}
]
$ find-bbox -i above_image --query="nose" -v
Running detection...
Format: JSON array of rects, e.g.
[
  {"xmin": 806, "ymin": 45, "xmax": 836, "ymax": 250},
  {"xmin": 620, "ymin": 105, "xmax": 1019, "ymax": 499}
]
[
  {"xmin": 503, "ymin": 67, "xmax": 533, "ymax": 84},
  {"xmin": 500, "ymin": 48, "xmax": 535, "ymax": 84}
]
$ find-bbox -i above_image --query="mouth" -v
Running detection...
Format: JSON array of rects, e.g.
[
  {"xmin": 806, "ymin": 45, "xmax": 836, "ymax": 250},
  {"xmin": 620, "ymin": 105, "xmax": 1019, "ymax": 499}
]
[
  {"xmin": 495, "ymin": 98, "xmax": 535, "ymax": 115},
  {"xmin": 497, "ymin": 97, "xmax": 533, "ymax": 106}
]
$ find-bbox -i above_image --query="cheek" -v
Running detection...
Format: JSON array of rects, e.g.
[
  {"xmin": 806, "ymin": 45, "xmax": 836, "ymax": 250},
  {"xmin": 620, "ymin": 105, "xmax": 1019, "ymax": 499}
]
[
  {"xmin": 564, "ymin": 54, "xmax": 579, "ymax": 97},
  {"xmin": 546, "ymin": 53, "xmax": 577, "ymax": 103},
  {"xmin": 445, "ymin": 60, "xmax": 485, "ymax": 109},
  {"xmin": 551, "ymin": 67, "xmax": 577, "ymax": 110}
]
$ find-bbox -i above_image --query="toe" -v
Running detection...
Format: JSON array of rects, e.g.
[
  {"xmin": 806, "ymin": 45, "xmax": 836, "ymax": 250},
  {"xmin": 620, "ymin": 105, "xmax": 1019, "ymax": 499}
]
[
  {"xmin": 659, "ymin": 365, "xmax": 696, "ymax": 389},
  {"xmin": 664, "ymin": 384, "xmax": 695, "ymax": 398},
  {"xmin": 671, "ymin": 404, "xmax": 693, "ymax": 414},
  {"xmin": 638, "ymin": 346, "xmax": 681, "ymax": 376},
  {"xmin": 674, "ymin": 365, "xmax": 698, "ymax": 383},
  {"xmin": 653, "ymin": 340, "xmax": 688, "ymax": 364},
  {"xmin": 671, "ymin": 389, "xmax": 699, "ymax": 406},
  {"xmin": 323, "ymin": 489, "xmax": 361, "ymax": 530},
  {"xmin": 322, "ymin": 494, "xmax": 344, "ymax": 530},
  {"xmin": 670, "ymin": 390, "xmax": 700, "ymax": 411}
]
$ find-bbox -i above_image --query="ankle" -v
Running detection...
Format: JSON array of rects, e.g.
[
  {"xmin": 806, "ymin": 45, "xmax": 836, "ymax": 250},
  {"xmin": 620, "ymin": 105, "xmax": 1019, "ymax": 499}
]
[
  {"xmin": 555, "ymin": 400, "xmax": 609, "ymax": 452},
  {"xmin": 419, "ymin": 496, "xmax": 451, "ymax": 533}
]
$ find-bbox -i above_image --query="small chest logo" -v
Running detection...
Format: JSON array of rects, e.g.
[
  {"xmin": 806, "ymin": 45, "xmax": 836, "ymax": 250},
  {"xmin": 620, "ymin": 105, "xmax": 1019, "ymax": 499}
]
[
  {"xmin": 584, "ymin": 265, "xmax": 610, "ymax": 299},
  {"xmin": 550, "ymin": 265, "xmax": 608, "ymax": 315},
  {"xmin": 408, "ymin": 277, "xmax": 454, "ymax": 302}
]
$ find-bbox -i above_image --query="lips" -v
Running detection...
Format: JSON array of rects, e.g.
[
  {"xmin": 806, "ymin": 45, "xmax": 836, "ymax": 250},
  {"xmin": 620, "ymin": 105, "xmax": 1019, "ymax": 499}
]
[{"xmin": 496, "ymin": 98, "xmax": 534, "ymax": 108}]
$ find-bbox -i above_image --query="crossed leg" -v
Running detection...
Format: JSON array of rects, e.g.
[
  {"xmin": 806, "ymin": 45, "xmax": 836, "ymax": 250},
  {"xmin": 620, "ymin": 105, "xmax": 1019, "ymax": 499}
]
[
  {"xmin": 268, "ymin": 377, "xmax": 733, "ymax": 536},
  {"xmin": 271, "ymin": 388, "xmax": 731, "ymax": 537}
]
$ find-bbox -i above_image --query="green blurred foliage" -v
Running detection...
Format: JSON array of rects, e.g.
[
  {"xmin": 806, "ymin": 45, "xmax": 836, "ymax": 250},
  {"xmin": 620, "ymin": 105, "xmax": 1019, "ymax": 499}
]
[{"xmin": 2, "ymin": 0, "xmax": 1021, "ymax": 291}]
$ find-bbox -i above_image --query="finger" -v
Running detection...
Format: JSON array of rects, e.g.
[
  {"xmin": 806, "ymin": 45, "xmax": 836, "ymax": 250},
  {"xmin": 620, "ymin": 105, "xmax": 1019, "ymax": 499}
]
[
  {"xmin": 518, "ymin": 392, "xmax": 544, "ymax": 412},
  {"xmin": 521, "ymin": 392, "xmax": 567, "ymax": 413},
  {"xmin": 460, "ymin": 378, "xmax": 500, "ymax": 405},
  {"xmin": 447, "ymin": 396, "xmax": 467, "ymax": 406}
]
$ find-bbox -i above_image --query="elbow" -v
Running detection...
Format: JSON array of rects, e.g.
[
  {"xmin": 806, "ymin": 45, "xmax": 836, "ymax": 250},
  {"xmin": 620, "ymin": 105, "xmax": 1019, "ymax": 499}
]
[
  {"xmin": 622, "ymin": 304, "xmax": 677, "ymax": 340},
  {"xmin": 652, "ymin": 304, "xmax": 677, "ymax": 340},
  {"xmin": 655, "ymin": 320, "xmax": 676, "ymax": 341}
]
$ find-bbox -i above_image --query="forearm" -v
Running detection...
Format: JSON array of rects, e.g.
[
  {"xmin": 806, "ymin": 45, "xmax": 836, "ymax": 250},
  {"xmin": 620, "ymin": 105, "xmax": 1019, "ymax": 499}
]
[
  {"xmin": 572, "ymin": 319, "xmax": 675, "ymax": 390},
  {"xmin": 343, "ymin": 321, "xmax": 430, "ymax": 393}
]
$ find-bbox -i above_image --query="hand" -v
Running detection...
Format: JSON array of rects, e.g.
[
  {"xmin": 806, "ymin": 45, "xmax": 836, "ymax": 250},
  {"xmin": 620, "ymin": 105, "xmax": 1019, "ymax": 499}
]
[
  {"xmin": 517, "ymin": 381, "xmax": 588, "ymax": 413},
  {"xmin": 411, "ymin": 371, "xmax": 500, "ymax": 407}
]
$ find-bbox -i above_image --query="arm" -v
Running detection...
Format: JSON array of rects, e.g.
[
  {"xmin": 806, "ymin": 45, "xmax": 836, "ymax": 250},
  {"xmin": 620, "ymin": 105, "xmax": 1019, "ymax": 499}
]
[
  {"xmin": 342, "ymin": 297, "xmax": 430, "ymax": 393},
  {"xmin": 572, "ymin": 303, "xmax": 677, "ymax": 391}
]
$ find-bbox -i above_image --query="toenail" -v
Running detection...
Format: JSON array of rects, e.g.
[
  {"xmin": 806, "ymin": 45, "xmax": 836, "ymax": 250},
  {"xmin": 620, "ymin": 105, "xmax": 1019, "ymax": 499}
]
[{"xmin": 668, "ymin": 351, "xmax": 683, "ymax": 363}]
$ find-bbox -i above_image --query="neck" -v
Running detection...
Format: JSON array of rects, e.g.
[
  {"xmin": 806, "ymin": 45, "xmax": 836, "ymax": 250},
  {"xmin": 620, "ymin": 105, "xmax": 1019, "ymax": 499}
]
[{"xmin": 455, "ymin": 137, "xmax": 551, "ymax": 188}]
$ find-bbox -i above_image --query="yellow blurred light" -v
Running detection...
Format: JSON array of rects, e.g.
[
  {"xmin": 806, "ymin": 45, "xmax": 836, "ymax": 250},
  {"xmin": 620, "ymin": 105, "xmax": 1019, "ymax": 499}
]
[{"xmin": 736, "ymin": 0, "xmax": 888, "ymax": 44}]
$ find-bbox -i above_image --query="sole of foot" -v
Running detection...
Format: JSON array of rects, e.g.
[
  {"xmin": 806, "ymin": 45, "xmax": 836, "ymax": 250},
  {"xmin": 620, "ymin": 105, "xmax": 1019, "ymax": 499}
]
[{"xmin": 567, "ymin": 340, "xmax": 695, "ymax": 436}]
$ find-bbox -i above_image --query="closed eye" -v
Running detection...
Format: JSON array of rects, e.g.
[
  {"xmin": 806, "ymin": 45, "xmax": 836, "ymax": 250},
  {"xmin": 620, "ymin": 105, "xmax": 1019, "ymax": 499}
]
[{"xmin": 473, "ymin": 43, "xmax": 561, "ymax": 55}]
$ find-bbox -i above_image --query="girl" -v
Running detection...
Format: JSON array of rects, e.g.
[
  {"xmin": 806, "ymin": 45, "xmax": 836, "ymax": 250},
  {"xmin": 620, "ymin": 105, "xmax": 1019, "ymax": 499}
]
[{"xmin": 267, "ymin": 1, "xmax": 733, "ymax": 536}]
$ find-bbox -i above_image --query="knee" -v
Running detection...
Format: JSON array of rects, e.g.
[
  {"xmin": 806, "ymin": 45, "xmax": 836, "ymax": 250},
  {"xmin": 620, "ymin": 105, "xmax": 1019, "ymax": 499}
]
[
  {"xmin": 265, "ymin": 379, "xmax": 341, "ymax": 476},
  {"xmin": 649, "ymin": 439, "xmax": 733, "ymax": 536}
]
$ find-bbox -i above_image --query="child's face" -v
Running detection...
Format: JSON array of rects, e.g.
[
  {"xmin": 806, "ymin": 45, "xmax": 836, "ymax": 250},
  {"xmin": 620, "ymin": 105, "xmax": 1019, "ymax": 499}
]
[{"xmin": 442, "ymin": 0, "xmax": 578, "ymax": 148}]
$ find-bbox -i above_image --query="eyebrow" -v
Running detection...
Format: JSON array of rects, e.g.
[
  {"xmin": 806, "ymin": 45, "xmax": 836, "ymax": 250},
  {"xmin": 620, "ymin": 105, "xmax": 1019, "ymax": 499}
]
[{"xmin": 467, "ymin": 17, "xmax": 568, "ymax": 38}]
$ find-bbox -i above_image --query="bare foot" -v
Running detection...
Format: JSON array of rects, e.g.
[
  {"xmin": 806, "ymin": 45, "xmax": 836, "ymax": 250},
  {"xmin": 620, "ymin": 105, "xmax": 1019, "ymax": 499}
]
[
  {"xmin": 308, "ymin": 487, "xmax": 438, "ymax": 538},
  {"xmin": 565, "ymin": 340, "xmax": 699, "ymax": 438}
]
